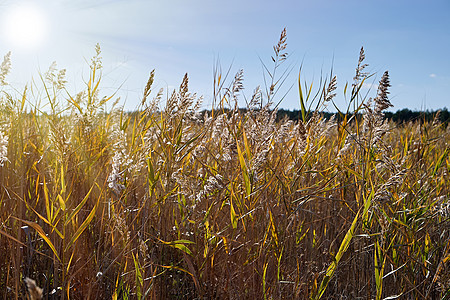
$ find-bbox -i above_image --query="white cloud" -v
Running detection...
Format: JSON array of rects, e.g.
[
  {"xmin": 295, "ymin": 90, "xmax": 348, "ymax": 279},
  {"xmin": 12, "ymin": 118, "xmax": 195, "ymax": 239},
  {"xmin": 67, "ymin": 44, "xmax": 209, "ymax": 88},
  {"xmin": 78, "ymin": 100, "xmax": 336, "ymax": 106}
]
[
  {"xmin": 429, "ymin": 73, "xmax": 437, "ymax": 78},
  {"xmin": 362, "ymin": 82, "xmax": 377, "ymax": 90}
]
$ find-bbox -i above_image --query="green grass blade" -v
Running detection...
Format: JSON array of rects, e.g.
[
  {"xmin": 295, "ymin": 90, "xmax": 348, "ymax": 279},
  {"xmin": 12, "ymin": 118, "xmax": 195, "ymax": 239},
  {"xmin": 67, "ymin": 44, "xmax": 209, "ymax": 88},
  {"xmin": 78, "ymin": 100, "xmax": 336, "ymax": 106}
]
[
  {"xmin": 65, "ymin": 184, "xmax": 95, "ymax": 226},
  {"xmin": 65, "ymin": 193, "xmax": 100, "ymax": 251},
  {"xmin": 20, "ymin": 219, "xmax": 61, "ymax": 262},
  {"xmin": 313, "ymin": 210, "xmax": 360, "ymax": 300}
]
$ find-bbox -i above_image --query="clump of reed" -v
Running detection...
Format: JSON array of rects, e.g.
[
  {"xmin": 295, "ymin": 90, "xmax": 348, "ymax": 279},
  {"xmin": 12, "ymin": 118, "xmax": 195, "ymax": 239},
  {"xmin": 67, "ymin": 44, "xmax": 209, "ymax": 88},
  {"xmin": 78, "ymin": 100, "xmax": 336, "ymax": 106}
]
[{"xmin": 0, "ymin": 30, "xmax": 448, "ymax": 299}]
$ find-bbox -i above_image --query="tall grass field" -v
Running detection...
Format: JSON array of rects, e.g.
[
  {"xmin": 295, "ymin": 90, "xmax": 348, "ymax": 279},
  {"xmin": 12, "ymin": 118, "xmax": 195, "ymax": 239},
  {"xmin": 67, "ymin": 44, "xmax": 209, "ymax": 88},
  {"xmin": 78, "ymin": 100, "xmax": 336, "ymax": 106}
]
[{"xmin": 0, "ymin": 29, "xmax": 449, "ymax": 299}]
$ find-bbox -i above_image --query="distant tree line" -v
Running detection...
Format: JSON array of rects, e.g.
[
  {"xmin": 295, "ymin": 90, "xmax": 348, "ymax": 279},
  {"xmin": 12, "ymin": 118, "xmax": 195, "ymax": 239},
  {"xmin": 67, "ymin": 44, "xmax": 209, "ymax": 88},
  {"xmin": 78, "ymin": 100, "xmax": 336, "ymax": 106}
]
[
  {"xmin": 276, "ymin": 108, "xmax": 449, "ymax": 125},
  {"xmin": 130, "ymin": 107, "xmax": 449, "ymax": 126}
]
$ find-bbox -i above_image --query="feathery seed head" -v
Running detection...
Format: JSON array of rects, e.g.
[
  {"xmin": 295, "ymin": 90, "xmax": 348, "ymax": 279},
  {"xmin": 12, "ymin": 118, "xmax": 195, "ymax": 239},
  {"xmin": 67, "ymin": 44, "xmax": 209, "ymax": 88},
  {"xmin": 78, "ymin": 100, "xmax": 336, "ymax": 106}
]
[
  {"xmin": 273, "ymin": 27, "xmax": 288, "ymax": 62},
  {"xmin": 249, "ymin": 86, "xmax": 262, "ymax": 109},
  {"xmin": 179, "ymin": 73, "xmax": 189, "ymax": 98},
  {"xmin": 91, "ymin": 43, "xmax": 102, "ymax": 70},
  {"xmin": 353, "ymin": 47, "xmax": 369, "ymax": 85},
  {"xmin": 0, "ymin": 51, "xmax": 12, "ymax": 86},
  {"xmin": 232, "ymin": 69, "xmax": 245, "ymax": 99},
  {"xmin": 142, "ymin": 69, "xmax": 155, "ymax": 106},
  {"xmin": 374, "ymin": 71, "xmax": 392, "ymax": 113},
  {"xmin": 432, "ymin": 110, "xmax": 441, "ymax": 126},
  {"xmin": 0, "ymin": 130, "xmax": 8, "ymax": 167},
  {"xmin": 325, "ymin": 75, "xmax": 337, "ymax": 102},
  {"xmin": 45, "ymin": 62, "xmax": 67, "ymax": 90}
]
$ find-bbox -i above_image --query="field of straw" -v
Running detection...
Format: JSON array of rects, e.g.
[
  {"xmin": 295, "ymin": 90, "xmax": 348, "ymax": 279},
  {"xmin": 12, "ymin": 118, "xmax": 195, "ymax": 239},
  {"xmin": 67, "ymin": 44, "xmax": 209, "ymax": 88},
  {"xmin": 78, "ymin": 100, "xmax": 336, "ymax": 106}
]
[{"xmin": 0, "ymin": 30, "xmax": 449, "ymax": 299}]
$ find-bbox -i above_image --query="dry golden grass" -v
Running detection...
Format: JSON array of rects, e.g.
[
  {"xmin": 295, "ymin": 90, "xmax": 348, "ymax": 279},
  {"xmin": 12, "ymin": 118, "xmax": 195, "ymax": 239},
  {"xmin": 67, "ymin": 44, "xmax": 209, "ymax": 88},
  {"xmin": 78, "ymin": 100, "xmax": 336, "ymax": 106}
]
[{"xmin": 0, "ymin": 30, "xmax": 449, "ymax": 299}]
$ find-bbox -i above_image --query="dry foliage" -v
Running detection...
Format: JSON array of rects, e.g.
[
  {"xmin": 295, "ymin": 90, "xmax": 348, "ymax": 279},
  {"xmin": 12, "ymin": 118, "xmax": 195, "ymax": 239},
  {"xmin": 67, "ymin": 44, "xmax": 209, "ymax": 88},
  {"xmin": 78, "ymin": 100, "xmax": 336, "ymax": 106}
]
[{"xmin": 0, "ymin": 33, "xmax": 449, "ymax": 300}]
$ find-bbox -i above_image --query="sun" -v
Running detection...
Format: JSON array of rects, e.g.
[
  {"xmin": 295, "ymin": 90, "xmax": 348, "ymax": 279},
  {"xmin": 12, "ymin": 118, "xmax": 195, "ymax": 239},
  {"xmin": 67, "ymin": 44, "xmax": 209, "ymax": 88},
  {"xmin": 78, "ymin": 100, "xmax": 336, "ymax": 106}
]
[{"xmin": 2, "ymin": 3, "xmax": 48, "ymax": 50}]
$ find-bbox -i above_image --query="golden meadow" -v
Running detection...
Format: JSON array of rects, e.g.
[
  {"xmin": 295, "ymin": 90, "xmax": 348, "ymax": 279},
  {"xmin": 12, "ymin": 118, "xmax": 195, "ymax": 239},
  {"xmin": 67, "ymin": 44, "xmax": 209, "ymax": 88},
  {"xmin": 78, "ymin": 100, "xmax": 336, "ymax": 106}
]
[{"xmin": 0, "ymin": 29, "xmax": 449, "ymax": 299}]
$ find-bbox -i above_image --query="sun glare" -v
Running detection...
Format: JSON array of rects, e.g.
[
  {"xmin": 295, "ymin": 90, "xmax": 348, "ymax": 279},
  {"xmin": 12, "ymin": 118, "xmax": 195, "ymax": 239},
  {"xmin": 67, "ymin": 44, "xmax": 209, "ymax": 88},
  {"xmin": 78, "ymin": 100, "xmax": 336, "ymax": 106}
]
[{"xmin": 2, "ymin": 3, "xmax": 48, "ymax": 50}]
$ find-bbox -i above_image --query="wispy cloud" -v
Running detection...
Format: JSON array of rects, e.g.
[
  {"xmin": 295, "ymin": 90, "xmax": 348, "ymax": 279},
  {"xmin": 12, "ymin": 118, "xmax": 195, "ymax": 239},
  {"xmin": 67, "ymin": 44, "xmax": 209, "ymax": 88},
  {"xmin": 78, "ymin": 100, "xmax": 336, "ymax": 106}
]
[
  {"xmin": 429, "ymin": 73, "xmax": 437, "ymax": 78},
  {"xmin": 362, "ymin": 82, "xmax": 377, "ymax": 90}
]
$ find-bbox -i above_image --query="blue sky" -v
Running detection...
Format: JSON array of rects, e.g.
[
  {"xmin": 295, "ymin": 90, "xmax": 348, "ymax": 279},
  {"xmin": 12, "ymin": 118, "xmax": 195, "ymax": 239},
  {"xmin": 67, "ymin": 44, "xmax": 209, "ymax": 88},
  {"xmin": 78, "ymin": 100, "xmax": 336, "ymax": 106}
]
[{"xmin": 0, "ymin": 0, "xmax": 449, "ymax": 111}]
